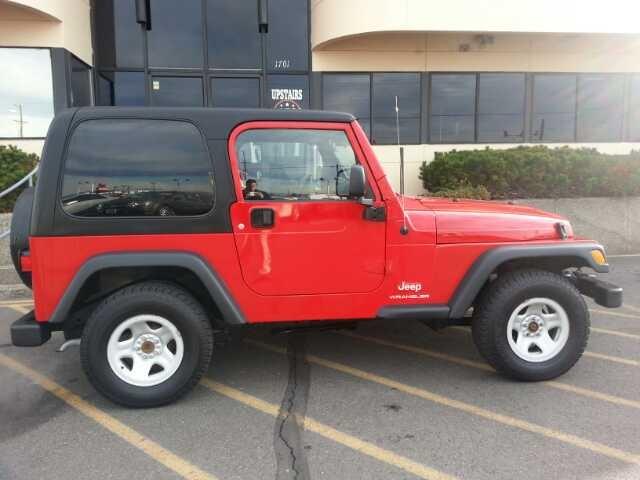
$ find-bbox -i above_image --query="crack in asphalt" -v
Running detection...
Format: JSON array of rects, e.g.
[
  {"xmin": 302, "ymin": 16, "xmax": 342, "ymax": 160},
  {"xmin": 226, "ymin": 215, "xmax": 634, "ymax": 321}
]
[{"xmin": 273, "ymin": 335, "xmax": 311, "ymax": 480}]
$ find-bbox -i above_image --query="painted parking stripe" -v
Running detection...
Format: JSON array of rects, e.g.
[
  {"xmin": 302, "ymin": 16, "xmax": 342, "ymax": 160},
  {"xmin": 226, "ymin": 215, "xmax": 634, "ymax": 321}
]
[
  {"xmin": 246, "ymin": 339, "xmax": 640, "ymax": 466},
  {"xmin": 339, "ymin": 332, "xmax": 640, "ymax": 410},
  {"xmin": 8, "ymin": 304, "xmax": 31, "ymax": 314},
  {"xmin": 591, "ymin": 309, "xmax": 640, "ymax": 320},
  {"xmin": 0, "ymin": 299, "xmax": 33, "ymax": 306},
  {"xmin": 0, "ymin": 353, "xmax": 218, "ymax": 480},
  {"xmin": 201, "ymin": 379, "xmax": 457, "ymax": 480},
  {"xmin": 591, "ymin": 326, "xmax": 640, "ymax": 340},
  {"xmin": 582, "ymin": 351, "xmax": 639, "ymax": 367}
]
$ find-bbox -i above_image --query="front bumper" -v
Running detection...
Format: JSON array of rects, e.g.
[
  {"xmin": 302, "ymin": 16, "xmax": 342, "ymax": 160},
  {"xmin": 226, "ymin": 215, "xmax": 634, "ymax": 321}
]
[
  {"xmin": 10, "ymin": 311, "xmax": 51, "ymax": 346},
  {"xmin": 572, "ymin": 272, "xmax": 623, "ymax": 308}
]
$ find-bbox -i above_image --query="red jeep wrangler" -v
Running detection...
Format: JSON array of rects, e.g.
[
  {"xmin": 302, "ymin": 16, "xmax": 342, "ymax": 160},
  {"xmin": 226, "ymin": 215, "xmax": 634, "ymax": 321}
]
[{"xmin": 10, "ymin": 107, "xmax": 622, "ymax": 407}]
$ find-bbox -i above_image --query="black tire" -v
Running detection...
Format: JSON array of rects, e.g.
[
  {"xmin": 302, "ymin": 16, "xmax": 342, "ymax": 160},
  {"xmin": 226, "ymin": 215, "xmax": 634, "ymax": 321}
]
[
  {"xmin": 80, "ymin": 281, "xmax": 213, "ymax": 407},
  {"xmin": 472, "ymin": 269, "xmax": 589, "ymax": 381},
  {"xmin": 10, "ymin": 187, "xmax": 34, "ymax": 288}
]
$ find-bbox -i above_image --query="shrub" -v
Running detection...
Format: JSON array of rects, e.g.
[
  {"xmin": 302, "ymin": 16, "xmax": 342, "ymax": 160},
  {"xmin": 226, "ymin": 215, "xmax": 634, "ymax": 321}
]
[
  {"xmin": 0, "ymin": 145, "xmax": 39, "ymax": 213},
  {"xmin": 419, "ymin": 146, "xmax": 640, "ymax": 199}
]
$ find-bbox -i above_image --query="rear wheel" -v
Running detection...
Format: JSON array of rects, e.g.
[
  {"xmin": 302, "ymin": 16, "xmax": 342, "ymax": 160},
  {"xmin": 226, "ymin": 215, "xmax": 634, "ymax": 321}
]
[
  {"xmin": 80, "ymin": 281, "xmax": 213, "ymax": 407},
  {"xmin": 472, "ymin": 269, "xmax": 589, "ymax": 381}
]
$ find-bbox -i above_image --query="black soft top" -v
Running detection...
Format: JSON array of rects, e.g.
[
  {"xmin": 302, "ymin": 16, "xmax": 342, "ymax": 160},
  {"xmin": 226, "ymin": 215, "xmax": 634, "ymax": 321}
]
[{"xmin": 70, "ymin": 107, "xmax": 356, "ymax": 139}]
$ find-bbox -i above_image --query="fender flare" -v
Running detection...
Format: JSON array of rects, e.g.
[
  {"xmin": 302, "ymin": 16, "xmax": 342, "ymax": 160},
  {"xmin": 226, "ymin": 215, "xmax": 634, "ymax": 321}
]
[
  {"xmin": 448, "ymin": 242, "xmax": 608, "ymax": 318},
  {"xmin": 48, "ymin": 252, "xmax": 245, "ymax": 325}
]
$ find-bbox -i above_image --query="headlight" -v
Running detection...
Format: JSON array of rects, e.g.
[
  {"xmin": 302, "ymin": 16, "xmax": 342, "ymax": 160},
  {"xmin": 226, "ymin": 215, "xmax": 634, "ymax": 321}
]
[{"xmin": 591, "ymin": 249, "xmax": 607, "ymax": 266}]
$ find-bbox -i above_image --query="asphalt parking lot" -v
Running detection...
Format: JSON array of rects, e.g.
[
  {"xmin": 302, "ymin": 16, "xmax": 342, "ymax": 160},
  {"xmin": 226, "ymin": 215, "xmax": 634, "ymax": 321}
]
[{"xmin": 0, "ymin": 258, "xmax": 639, "ymax": 480}]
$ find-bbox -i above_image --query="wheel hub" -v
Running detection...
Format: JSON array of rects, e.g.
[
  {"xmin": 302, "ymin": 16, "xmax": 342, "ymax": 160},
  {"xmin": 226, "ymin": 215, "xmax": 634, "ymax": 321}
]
[
  {"xmin": 134, "ymin": 333, "xmax": 162, "ymax": 359},
  {"xmin": 521, "ymin": 315, "xmax": 544, "ymax": 337}
]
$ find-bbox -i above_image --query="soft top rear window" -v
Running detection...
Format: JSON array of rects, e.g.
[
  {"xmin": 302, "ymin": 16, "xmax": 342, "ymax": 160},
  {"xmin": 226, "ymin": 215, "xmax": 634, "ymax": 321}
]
[{"xmin": 61, "ymin": 119, "xmax": 214, "ymax": 218}]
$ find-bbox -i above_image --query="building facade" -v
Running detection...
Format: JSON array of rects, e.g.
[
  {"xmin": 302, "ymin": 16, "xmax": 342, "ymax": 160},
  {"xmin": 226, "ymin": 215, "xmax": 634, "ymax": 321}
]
[{"xmin": 2, "ymin": 0, "xmax": 640, "ymax": 193}]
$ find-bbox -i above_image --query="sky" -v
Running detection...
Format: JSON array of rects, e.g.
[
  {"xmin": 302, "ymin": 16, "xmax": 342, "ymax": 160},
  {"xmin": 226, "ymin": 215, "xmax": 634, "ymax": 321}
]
[{"xmin": 0, "ymin": 48, "xmax": 54, "ymax": 138}]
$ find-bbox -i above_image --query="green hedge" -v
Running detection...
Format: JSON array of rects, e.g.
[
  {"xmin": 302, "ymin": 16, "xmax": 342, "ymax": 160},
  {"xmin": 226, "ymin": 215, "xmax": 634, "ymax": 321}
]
[
  {"xmin": 419, "ymin": 146, "xmax": 640, "ymax": 199},
  {"xmin": 0, "ymin": 145, "xmax": 39, "ymax": 213}
]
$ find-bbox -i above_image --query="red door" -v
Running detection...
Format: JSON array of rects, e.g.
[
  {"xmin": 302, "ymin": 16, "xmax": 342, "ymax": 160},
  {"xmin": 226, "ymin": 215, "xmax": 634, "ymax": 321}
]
[{"xmin": 228, "ymin": 122, "xmax": 386, "ymax": 296}]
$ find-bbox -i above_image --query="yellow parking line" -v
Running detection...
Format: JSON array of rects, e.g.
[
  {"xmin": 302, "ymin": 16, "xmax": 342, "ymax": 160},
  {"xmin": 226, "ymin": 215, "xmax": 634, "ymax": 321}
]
[
  {"xmin": 246, "ymin": 339, "xmax": 640, "ymax": 466},
  {"xmin": 591, "ymin": 327, "xmax": 640, "ymax": 340},
  {"xmin": 340, "ymin": 332, "xmax": 640, "ymax": 410},
  {"xmin": 0, "ymin": 353, "xmax": 217, "ymax": 480},
  {"xmin": 591, "ymin": 309, "xmax": 640, "ymax": 320},
  {"xmin": 622, "ymin": 304, "xmax": 640, "ymax": 315},
  {"xmin": 0, "ymin": 299, "xmax": 33, "ymax": 306},
  {"xmin": 583, "ymin": 351, "xmax": 639, "ymax": 367},
  {"xmin": 8, "ymin": 305, "xmax": 31, "ymax": 314},
  {"xmin": 201, "ymin": 379, "xmax": 457, "ymax": 480}
]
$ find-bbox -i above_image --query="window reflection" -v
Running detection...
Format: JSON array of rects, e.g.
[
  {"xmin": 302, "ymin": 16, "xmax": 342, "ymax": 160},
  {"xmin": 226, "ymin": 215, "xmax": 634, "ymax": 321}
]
[
  {"xmin": 532, "ymin": 74, "xmax": 577, "ymax": 142},
  {"xmin": 0, "ymin": 48, "xmax": 54, "ymax": 138},
  {"xmin": 207, "ymin": 0, "xmax": 261, "ymax": 69},
  {"xmin": 478, "ymin": 73, "xmax": 525, "ymax": 143},
  {"xmin": 577, "ymin": 75, "xmax": 625, "ymax": 142},
  {"xmin": 371, "ymin": 73, "xmax": 420, "ymax": 145},
  {"xmin": 62, "ymin": 120, "xmax": 214, "ymax": 217},
  {"xmin": 430, "ymin": 74, "xmax": 476, "ymax": 143},
  {"xmin": 629, "ymin": 76, "xmax": 640, "ymax": 142},
  {"xmin": 236, "ymin": 129, "xmax": 358, "ymax": 201},
  {"xmin": 323, "ymin": 74, "xmax": 371, "ymax": 138}
]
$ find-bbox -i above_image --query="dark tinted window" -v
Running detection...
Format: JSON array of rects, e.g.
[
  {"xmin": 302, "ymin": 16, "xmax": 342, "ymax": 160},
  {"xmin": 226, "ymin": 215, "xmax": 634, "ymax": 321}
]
[
  {"xmin": 532, "ymin": 74, "xmax": 577, "ymax": 142},
  {"xmin": 430, "ymin": 74, "xmax": 475, "ymax": 143},
  {"xmin": 94, "ymin": 0, "xmax": 145, "ymax": 68},
  {"xmin": 478, "ymin": 73, "xmax": 525, "ymax": 142},
  {"xmin": 371, "ymin": 73, "xmax": 420, "ymax": 144},
  {"xmin": 323, "ymin": 74, "xmax": 371, "ymax": 138},
  {"xmin": 577, "ymin": 75, "xmax": 625, "ymax": 142},
  {"xmin": 211, "ymin": 77, "xmax": 260, "ymax": 107},
  {"xmin": 267, "ymin": 75, "xmax": 309, "ymax": 109},
  {"xmin": 96, "ymin": 75, "xmax": 113, "ymax": 106},
  {"xmin": 147, "ymin": 0, "xmax": 203, "ymax": 68},
  {"xmin": 207, "ymin": 0, "xmax": 261, "ymax": 69},
  {"xmin": 70, "ymin": 57, "xmax": 92, "ymax": 107},
  {"xmin": 629, "ymin": 75, "xmax": 640, "ymax": 141},
  {"xmin": 62, "ymin": 120, "xmax": 214, "ymax": 217},
  {"xmin": 236, "ymin": 129, "xmax": 358, "ymax": 200},
  {"xmin": 151, "ymin": 77, "xmax": 203, "ymax": 106},
  {"xmin": 113, "ymin": 72, "xmax": 145, "ymax": 106},
  {"xmin": 266, "ymin": 0, "xmax": 309, "ymax": 72}
]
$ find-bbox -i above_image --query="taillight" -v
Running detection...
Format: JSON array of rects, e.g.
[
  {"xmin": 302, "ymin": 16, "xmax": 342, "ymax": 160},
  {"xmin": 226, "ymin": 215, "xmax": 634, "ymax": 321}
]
[{"xmin": 20, "ymin": 252, "xmax": 32, "ymax": 272}]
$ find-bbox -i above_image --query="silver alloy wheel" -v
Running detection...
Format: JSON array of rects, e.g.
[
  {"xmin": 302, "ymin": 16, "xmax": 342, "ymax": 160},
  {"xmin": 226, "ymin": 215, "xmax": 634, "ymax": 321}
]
[
  {"xmin": 107, "ymin": 314, "xmax": 184, "ymax": 387},
  {"xmin": 506, "ymin": 297, "xmax": 570, "ymax": 363}
]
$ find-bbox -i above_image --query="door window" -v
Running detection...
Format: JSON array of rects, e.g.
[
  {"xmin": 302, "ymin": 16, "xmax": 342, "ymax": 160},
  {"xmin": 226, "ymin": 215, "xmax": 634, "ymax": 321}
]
[{"xmin": 235, "ymin": 129, "xmax": 361, "ymax": 201}]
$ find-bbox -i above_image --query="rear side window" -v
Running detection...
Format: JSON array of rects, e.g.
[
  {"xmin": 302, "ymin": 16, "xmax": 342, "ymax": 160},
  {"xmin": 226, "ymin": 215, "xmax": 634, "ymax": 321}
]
[{"xmin": 61, "ymin": 119, "xmax": 214, "ymax": 217}]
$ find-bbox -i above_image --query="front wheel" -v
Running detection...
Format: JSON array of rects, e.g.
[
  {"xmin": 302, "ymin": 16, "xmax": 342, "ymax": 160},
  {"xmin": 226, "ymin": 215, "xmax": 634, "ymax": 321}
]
[
  {"xmin": 81, "ymin": 281, "xmax": 213, "ymax": 407},
  {"xmin": 472, "ymin": 269, "xmax": 589, "ymax": 381}
]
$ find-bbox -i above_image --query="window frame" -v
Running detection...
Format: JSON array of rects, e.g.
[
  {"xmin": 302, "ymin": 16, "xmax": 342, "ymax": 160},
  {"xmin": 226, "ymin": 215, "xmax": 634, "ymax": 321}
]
[
  {"xmin": 227, "ymin": 121, "xmax": 380, "ymax": 203},
  {"xmin": 58, "ymin": 117, "xmax": 216, "ymax": 221}
]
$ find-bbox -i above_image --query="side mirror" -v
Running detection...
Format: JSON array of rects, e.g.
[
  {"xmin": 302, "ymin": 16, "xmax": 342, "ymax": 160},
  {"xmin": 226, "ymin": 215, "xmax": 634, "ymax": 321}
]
[{"xmin": 348, "ymin": 165, "xmax": 366, "ymax": 199}]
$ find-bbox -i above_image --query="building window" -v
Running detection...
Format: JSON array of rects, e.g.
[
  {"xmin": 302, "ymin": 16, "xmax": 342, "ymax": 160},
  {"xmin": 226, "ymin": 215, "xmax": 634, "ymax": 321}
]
[
  {"xmin": 531, "ymin": 74, "xmax": 577, "ymax": 142},
  {"xmin": 147, "ymin": 0, "xmax": 204, "ymax": 69},
  {"xmin": 207, "ymin": 0, "xmax": 261, "ymax": 70},
  {"xmin": 0, "ymin": 48, "xmax": 54, "ymax": 138},
  {"xmin": 94, "ymin": 0, "xmax": 145, "ymax": 69},
  {"xmin": 577, "ymin": 74, "xmax": 625, "ymax": 142},
  {"xmin": 211, "ymin": 78, "xmax": 261, "ymax": 108},
  {"xmin": 322, "ymin": 74, "xmax": 371, "ymax": 138},
  {"xmin": 430, "ymin": 74, "xmax": 476, "ymax": 143},
  {"xmin": 62, "ymin": 119, "xmax": 214, "ymax": 217},
  {"xmin": 266, "ymin": 0, "xmax": 309, "ymax": 73},
  {"xmin": 629, "ymin": 75, "xmax": 640, "ymax": 142},
  {"xmin": 71, "ymin": 56, "xmax": 93, "ymax": 107},
  {"xmin": 235, "ymin": 129, "xmax": 358, "ymax": 200},
  {"xmin": 111, "ymin": 72, "xmax": 146, "ymax": 106},
  {"xmin": 151, "ymin": 77, "xmax": 204, "ymax": 107},
  {"xmin": 477, "ymin": 73, "xmax": 525, "ymax": 143},
  {"xmin": 371, "ymin": 73, "xmax": 420, "ymax": 145}
]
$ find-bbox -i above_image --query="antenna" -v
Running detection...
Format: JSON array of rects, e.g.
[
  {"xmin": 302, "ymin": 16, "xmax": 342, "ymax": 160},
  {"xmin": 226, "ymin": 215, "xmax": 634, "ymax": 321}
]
[{"xmin": 395, "ymin": 96, "xmax": 409, "ymax": 235}]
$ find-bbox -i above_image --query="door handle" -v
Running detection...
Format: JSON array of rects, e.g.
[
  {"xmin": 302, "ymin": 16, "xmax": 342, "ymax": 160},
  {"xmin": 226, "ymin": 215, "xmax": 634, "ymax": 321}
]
[{"xmin": 251, "ymin": 208, "xmax": 275, "ymax": 228}]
